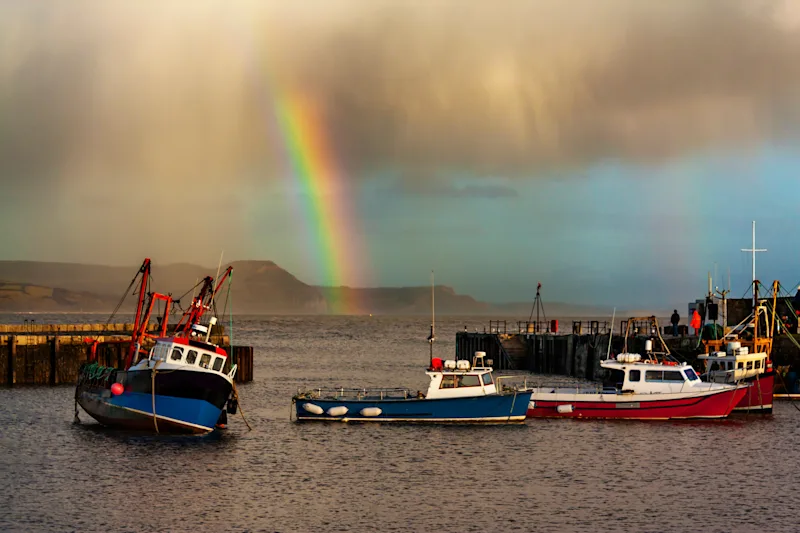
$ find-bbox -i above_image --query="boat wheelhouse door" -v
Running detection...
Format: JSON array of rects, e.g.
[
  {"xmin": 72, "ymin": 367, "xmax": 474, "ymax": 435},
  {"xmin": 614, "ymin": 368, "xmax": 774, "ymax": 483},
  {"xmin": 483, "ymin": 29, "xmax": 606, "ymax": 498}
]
[{"xmin": 603, "ymin": 368, "xmax": 625, "ymax": 392}]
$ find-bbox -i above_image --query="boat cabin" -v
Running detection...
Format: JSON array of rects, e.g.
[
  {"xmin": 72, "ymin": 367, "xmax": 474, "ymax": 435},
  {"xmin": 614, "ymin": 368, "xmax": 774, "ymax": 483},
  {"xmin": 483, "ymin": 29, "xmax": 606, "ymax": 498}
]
[
  {"xmin": 130, "ymin": 324, "xmax": 233, "ymax": 379},
  {"xmin": 697, "ymin": 342, "xmax": 768, "ymax": 384},
  {"xmin": 424, "ymin": 353, "xmax": 498, "ymax": 399},
  {"xmin": 601, "ymin": 356, "xmax": 703, "ymax": 394}
]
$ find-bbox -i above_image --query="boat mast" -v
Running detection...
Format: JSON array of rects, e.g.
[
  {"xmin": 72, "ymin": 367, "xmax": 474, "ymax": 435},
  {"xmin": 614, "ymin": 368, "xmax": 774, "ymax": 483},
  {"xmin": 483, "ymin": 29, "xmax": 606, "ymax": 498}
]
[
  {"xmin": 741, "ymin": 220, "xmax": 766, "ymax": 309},
  {"xmin": 428, "ymin": 270, "xmax": 435, "ymax": 367},
  {"xmin": 125, "ymin": 259, "xmax": 151, "ymax": 369}
]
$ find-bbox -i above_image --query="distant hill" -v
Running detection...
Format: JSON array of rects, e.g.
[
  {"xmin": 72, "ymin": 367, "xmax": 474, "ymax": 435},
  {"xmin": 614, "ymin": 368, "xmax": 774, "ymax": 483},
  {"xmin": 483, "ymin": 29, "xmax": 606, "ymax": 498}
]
[
  {"xmin": 0, "ymin": 260, "xmax": 635, "ymax": 316},
  {"xmin": 0, "ymin": 281, "xmax": 114, "ymax": 312}
]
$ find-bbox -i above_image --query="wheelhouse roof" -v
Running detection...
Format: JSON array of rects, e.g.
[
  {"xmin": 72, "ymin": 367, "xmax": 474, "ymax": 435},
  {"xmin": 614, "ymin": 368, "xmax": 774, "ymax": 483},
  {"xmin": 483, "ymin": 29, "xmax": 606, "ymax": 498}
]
[{"xmin": 156, "ymin": 336, "xmax": 227, "ymax": 357}]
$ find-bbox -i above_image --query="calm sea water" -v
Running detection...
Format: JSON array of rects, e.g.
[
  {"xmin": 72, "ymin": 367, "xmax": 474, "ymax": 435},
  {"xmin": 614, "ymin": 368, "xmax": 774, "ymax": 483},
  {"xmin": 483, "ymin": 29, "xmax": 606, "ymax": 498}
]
[{"xmin": 1, "ymin": 315, "xmax": 799, "ymax": 533}]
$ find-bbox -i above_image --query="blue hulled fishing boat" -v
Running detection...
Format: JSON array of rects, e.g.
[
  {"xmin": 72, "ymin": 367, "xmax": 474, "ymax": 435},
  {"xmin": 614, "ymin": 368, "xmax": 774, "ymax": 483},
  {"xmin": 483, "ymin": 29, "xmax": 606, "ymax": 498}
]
[
  {"xmin": 75, "ymin": 258, "xmax": 239, "ymax": 434},
  {"xmin": 293, "ymin": 352, "xmax": 531, "ymax": 424}
]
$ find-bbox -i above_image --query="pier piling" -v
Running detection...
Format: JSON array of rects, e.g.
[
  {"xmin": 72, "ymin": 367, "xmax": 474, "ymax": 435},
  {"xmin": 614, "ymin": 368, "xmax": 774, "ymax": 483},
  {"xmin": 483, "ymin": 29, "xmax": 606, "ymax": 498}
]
[{"xmin": 0, "ymin": 323, "xmax": 254, "ymax": 386}]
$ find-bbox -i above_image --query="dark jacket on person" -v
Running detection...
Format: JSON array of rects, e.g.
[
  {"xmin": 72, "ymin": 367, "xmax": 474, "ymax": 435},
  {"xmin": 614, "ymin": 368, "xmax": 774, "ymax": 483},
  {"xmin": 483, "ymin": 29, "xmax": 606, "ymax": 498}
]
[{"xmin": 670, "ymin": 311, "xmax": 680, "ymax": 325}]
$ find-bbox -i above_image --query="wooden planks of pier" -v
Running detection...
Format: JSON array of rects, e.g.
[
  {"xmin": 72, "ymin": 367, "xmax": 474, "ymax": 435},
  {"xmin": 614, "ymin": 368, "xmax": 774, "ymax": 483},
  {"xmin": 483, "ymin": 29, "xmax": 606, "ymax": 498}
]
[{"xmin": 0, "ymin": 323, "xmax": 254, "ymax": 386}]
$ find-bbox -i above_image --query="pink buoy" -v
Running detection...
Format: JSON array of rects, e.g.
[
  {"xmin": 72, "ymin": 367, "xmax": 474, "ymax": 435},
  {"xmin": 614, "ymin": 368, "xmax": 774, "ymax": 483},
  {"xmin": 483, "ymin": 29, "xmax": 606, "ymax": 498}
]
[{"xmin": 111, "ymin": 383, "xmax": 124, "ymax": 396}]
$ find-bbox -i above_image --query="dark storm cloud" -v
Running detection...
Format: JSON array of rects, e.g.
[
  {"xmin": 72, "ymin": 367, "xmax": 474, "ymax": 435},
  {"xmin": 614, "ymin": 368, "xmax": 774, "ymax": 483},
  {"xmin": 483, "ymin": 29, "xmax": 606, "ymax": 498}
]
[
  {"xmin": 0, "ymin": 0, "xmax": 798, "ymax": 264},
  {"xmin": 1, "ymin": 0, "xmax": 799, "ymax": 190}
]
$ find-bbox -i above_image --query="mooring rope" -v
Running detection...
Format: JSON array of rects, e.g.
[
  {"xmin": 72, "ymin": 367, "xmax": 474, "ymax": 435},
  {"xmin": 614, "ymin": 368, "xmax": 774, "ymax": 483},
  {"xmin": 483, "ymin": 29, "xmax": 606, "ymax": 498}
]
[
  {"xmin": 506, "ymin": 389, "xmax": 518, "ymax": 423},
  {"xmin": 151, "ymin": 359, "xmax": 162, "ymax": 434},
  {"xmin": 231, "ymin": 381, "xmax": 252, "ymax": 431},
  {"xmin": 775, "ymin": 371, "xmax": 800, "ymax": 412}
]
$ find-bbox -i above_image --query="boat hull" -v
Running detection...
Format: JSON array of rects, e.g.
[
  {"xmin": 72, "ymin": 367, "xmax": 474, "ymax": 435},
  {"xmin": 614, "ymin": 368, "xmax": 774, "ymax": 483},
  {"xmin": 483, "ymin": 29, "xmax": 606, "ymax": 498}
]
[
  {"xmin": 76, "ymin": 368, "xmax": 232, "ymax": 434},
  {"xmin": 293, "ymin": 392, "xmax": 532, "ymax": 424},
  {"xmin": 730, "ymin": 371, "xmax": 774, "ymax": 414},
  {"xmin": 526, "ymin": 386, "xmax": 747, "ymax": 420}
]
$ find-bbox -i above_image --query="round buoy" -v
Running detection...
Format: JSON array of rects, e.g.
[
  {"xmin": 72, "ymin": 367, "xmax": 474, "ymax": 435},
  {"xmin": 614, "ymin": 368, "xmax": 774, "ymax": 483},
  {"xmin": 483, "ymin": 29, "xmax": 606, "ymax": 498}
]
[{"xmin": 110, "ymin": 383, "xmax": 124, "ymax": 396}]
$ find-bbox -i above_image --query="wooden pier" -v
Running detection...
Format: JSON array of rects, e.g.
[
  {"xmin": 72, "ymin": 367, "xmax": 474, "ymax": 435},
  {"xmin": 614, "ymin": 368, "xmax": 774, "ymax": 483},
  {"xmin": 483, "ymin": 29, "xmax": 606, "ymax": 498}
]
[{"xmin": 0, "ymin": 323, "xmax": 254, "ymax": 386}]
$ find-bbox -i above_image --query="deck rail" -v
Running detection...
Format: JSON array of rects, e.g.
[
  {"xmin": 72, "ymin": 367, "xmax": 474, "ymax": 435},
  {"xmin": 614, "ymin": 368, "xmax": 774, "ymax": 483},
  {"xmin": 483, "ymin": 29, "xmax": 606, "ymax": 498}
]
[{"xmin": 296, "ymin": 387, "xmax": 417, "ymax": 400}]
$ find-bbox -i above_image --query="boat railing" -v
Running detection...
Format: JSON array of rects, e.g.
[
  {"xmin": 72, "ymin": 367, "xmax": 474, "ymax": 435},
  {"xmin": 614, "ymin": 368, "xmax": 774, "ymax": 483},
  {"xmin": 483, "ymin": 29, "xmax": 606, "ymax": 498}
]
[
  {"xmin": 296, "ymin": 387, "xmax": 417, "ymax": 400},
  {"xmin": 524, "ymin": 381, "xmax": 610, "ymax": 395},
  {"xmin": 495, "ymin": 375, "xmax": 531, "ymax": 392}
]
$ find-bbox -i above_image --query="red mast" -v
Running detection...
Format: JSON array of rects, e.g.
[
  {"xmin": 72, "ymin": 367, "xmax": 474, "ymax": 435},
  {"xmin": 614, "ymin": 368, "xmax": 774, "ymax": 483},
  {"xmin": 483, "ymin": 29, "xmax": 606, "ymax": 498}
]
[
  {"xmin": 173, "ymin": 266, "xmax": 233, "ymax": 337},
  {"xmin": 124, "ymin": 259, "xmax": 151, "ymax": 368}
]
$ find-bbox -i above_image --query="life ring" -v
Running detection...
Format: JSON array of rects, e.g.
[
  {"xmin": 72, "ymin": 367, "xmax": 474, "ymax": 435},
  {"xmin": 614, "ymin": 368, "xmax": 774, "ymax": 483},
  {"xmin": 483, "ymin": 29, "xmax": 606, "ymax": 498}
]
[{"xmin": 664, "ymin": 361, "xmax": 677, "ymax": 366}]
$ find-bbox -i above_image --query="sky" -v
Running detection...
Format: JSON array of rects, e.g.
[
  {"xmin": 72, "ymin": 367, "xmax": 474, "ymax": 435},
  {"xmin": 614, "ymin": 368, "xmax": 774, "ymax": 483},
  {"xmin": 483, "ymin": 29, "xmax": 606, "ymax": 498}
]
[{"xmin": 1, "ymin": 0, "xmax": 800, "ymax": 309}]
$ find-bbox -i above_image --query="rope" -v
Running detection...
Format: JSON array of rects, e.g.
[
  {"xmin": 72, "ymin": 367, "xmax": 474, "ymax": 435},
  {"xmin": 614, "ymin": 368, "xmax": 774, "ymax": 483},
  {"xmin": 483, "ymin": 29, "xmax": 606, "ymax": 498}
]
[
  {"xmin": 507, "ymin": 389, "xmax": 518, "ymax": 423},
  {"xmin": 151, "ymin": 359, "xmax": 162, "ymax": 434},
  {"xmin": 775, "ymin": 371, "xmax": 800, "ymax": 412},
  {"xmin": 231, "ymin": 381, "xmax": 252, "ymax": 431}
]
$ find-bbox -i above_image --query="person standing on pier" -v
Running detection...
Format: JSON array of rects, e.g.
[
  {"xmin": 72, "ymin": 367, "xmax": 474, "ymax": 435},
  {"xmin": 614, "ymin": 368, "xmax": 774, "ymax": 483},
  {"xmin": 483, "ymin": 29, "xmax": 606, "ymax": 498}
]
[
  {"xmin": 670, "ymin": 310, "xmax": 680, "ymax": 336},
  {"xmin": 690, "ymin": 309, "xmax": 702, "ymax": 336}
]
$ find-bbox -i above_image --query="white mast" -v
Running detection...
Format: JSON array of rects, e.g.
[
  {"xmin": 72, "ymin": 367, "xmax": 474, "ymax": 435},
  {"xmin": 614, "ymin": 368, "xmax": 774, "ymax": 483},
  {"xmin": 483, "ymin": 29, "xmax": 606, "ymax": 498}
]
[{"xmin": 741, "ymin": 220, "xmax": 766, "ymax": 307}]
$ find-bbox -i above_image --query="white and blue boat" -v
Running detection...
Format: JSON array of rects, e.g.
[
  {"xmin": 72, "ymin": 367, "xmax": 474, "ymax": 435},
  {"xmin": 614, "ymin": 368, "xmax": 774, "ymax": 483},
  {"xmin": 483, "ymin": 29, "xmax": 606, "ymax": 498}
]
[
  {"xmin": 75, "ymin": 258, "xmax": 238, "ymax": 435},
  {"xmin": 292, "ymin": 352, "xmax": 532, "ymax": 424}
]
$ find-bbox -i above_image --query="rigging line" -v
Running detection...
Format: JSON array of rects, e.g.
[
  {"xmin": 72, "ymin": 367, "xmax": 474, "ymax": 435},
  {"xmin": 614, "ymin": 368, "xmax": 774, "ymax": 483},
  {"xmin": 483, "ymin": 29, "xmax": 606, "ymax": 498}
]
[
  {"xmin": 174, "ymin": 278, "xmax": 207, "ymax": 306},
  {"xmin": 102, "ymin": 266, "xmax": 144, "ymax": 329}
]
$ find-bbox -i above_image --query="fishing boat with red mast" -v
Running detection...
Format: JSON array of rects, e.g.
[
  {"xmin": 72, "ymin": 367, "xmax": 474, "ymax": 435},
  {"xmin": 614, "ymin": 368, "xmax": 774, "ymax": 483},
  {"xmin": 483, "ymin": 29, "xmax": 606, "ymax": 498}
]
[
  {"xmin": 525, "ymin": 317, "xmax": 747, "ymax": 420},
  {"xmin": 74, "ymin": 258, "xmax": 239, "ymax": 434}
]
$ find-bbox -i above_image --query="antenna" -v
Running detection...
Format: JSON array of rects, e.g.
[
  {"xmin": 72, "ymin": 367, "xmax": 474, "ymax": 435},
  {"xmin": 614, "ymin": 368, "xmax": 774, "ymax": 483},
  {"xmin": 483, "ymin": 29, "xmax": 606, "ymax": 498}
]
[
  {"xmin": 741, "ymin": 220, "xmax": 766, "ymax": 308},
  {"xmin": 208, "ymin": 250, "xmax": 224, "ymax": 321},
  {"xmin": 606, "ymin": 308, "xmax": 616, "ymax": 360},
  {"xmin": 528, "ymin": 282, "xmax": 547, "ymax": 332}
]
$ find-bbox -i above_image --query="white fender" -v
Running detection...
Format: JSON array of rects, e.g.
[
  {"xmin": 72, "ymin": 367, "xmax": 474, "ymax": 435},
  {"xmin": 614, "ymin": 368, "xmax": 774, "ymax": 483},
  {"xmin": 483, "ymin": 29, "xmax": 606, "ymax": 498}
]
[
  {"xmin": 302, "ymin": 403, "xmax": 324, "ymax": 415},
  {"xmin": 327, "ymin": 406, "xmax": 348, "ymax": 417},
  {"xmin": 528, "ymin": 401, "xmax": 535, "ymax": 410},
  {"xmin": 360, "ymin": 407, "xmax": 382, "ymax": 417},
  {"xmin": 556, "ymin": 404, "xmax": 574, "ymax": 414}
]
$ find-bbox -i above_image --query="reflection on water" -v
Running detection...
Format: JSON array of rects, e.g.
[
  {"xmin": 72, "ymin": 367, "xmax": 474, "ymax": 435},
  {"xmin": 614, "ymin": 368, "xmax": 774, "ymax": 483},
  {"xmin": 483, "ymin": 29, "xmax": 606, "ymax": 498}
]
[{"xmin": 1, "ymin": 315, "xmax": 798, "ymax": 532}]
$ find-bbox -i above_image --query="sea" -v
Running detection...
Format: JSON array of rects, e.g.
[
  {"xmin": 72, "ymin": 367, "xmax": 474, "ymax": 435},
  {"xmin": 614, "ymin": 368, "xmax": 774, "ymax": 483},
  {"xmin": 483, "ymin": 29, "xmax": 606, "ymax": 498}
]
[{"xmin": 1, "ymin": 314, "xmax": 799, "ymax": 533}]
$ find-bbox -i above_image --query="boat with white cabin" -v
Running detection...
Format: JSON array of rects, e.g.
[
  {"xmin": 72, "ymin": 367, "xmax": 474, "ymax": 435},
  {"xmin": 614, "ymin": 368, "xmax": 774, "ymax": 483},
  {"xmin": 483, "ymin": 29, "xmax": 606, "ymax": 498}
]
[
  {"xmin": 698, "ymin": 280, "xmax": 778, "ymax": 414},
  {"xmin": 525, "ymin": 317, "xmax": 747, "ymax": 420},
  {"xmin": 293, "ymin": 352, "xmax": 532, "ymax": 423},
  {"xmin": 75, "ymin": 259, "xmax": 239, "ymax": 434}
]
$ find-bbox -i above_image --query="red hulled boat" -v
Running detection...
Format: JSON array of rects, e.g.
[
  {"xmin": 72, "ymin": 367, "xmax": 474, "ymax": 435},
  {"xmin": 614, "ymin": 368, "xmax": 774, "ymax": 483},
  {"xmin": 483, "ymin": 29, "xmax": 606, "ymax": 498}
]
[
  {"xmin": 526, "ymin": 317, "xmax": 747, "ymax": 420},
  {"xmin": 698, "ymin": 280, "xmax": 778, "ymax": 415}
]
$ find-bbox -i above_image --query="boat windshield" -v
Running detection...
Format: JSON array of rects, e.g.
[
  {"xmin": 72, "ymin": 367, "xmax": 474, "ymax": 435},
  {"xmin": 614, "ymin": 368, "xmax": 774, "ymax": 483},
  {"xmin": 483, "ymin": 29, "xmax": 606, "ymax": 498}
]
[{"xmin": 684, "ymin": 368, "xmax": 699, "ymax": 381}]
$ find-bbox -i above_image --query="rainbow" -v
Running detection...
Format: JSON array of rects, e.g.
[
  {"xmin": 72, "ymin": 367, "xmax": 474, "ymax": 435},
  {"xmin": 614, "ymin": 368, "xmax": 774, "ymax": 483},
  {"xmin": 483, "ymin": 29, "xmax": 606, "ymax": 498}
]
[{"xmin": 272, "ymin": 93, "xmax": 369, "ymax": 314}]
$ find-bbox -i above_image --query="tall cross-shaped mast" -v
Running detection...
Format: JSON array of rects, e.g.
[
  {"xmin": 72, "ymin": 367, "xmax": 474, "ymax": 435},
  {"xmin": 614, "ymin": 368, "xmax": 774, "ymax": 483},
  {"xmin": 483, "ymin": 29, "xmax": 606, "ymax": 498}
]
[{"xmin": 741, "ymin": 220, "xmax": 766, "ymax": 307}]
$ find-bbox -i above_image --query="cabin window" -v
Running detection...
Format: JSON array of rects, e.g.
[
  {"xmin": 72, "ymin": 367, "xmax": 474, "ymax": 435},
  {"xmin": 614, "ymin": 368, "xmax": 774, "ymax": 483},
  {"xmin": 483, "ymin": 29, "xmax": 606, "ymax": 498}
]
[
  {"xmin": 154, "ymin": 344, "xmax": 167, "ymax": 361},
  {"xmin": 664, "ymin": 371, "xmax": 684, "ymax": 382},
  {"xmin": 186, "ymin": 350, "xmax": 198, "ymax": 365},
  {"xmin": 755, "ymin": 360, "xmax": 761, "ymax": 369},
  {"xmin": 684, "ymin": 368, "xmax": 699, "ymax": 381},
  {"xmin": 629, "ymin": 370, "xmax": 641, "ymax": 382},
  {"xmin": 746, "ymin": 361, "xmax": 753, "ymax": 370},
  {"xmin": 710, "ymin": 362, "xmax": 720, "ymax": 371},
  {"xmin": 170, "ymin": 347, "xmax": 184, "ymax": 361},
  {"xmin": 199, "ymin": 353, "xmax": 212, "ymax": 369},
  {"xmin": 457, "ymin": 375, "xmax": 481, "ymax": 387},
  {"xmin": 645, "ymin": 371, "xmax": 662, "ymax": 382},
  {"xmin": 482, "ymin": 373, "xmax": 493, "ymax": 386},
  {"xmin": 440, "ymin": 375, "xmax": 456, "ymax": 389},
  {"xmin": 212, "ymin": 357, "xmax": 224, "ymax": 372},
  {"xmin": 737, "ymin": 362, "xmax": 744, "ymax": 370}
]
